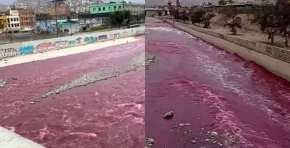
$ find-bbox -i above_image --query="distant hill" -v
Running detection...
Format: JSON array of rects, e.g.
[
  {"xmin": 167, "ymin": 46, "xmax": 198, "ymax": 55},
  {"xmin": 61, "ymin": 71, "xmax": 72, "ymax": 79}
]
[{"xmin": 0, "ymin": 4, "xmax": 8, "ymax": 12}]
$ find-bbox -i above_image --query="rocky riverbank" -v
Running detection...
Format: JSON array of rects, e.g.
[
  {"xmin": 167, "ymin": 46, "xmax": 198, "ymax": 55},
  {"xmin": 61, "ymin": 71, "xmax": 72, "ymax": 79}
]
[{"xmin": 31, "ymin": 52, "xmax": 156, "ymax": 103}]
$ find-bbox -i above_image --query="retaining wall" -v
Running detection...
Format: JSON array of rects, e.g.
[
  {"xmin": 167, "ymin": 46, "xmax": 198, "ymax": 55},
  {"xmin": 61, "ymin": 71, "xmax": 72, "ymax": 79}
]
[
  {"xmin": 0, "ymin": 26, "xmax": 145, "ymax": 60},
  {"xmin": 166, "ymin": 21, "xmax": 290, "ymax": 81}
]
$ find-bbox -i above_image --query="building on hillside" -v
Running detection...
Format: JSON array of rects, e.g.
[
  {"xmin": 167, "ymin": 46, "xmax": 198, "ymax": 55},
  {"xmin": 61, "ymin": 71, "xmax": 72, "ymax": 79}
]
[
  {"xmin": 36, "ymin": 13, "xmax": 52, "ymax": 22},
  {"xmin": 89, "ymin": 2, "xmax": 124, "ymax": 14},
  {"xmin": 48, "ymin": 4, "xmax": 70, "ymax": 16},
  {"xmin": 18, "ymin": 8, "xmax": 36, "ymax": 30},
  {"xmin": 7, "ymin": 9, "xmax": 20, "ymax": 30},
  {"xmin": 0, "ymin": 4, "xmax": 8, "ymax": 13},
  {"xmin": 124, "ymin": 3, "xmax": 145, "ymax": 15},
  {"xmin": 0, "ymin": 14, "xmax": 8, "ymax": 33}
]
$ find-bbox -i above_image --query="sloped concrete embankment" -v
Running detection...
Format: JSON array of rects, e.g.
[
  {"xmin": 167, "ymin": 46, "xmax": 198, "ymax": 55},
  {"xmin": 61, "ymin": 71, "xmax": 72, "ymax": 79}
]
[
  {"xmin": 0, "ymin": 126, "xmax": 45, "ymax": 148},
  {"xmin": 0, "ymin": 26, "xmax": 145, "ymax": 60},
  {"xmin": 167, "ymin": 21, "xmax": 290, "ymax": 81}
]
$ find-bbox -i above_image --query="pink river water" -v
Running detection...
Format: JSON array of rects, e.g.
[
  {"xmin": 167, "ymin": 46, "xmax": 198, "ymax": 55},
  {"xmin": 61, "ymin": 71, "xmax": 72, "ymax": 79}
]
[
  {"xmin": 0, "ymin": 19, "xmax": 290, "ymax": 148},
  {"xmin": 145, "ymin": 18, "xmax": 290, "ymax": 148},
  {"xmin": 0, "ymin": 37, "xmax": 145, "ymax": 148}
]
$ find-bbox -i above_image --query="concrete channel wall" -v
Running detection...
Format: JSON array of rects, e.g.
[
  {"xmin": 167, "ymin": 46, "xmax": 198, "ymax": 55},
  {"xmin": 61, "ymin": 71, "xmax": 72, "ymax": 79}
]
[
  {"xmin": 0, "ymin": 26, "xmax": 145, "ymax": 60},
  {"xmin": 166, "ymin": 21, "xmax": 290, "ymax": 81},
  {"xmin": 0, "ymin": 126, "xmax": 45, "ymax": 148}
]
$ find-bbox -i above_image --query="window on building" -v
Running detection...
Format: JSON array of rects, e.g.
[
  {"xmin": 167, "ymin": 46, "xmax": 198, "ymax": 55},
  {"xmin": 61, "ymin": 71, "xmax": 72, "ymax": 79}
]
[
  {"xmin": 109, "ymin": 7, "xmax": 111, "ymax": 10},
  {"xmin": 114, "ymin": 6, "xmax": 116, "ymax": 10},
  {"xmin": 93, "ymin": 8, "xmax": 96, "ymax": 11},
  {"xmin": 98, "ymin": 8, "xmax": 101, "ymax": 11},
  {"xmin": 119, "ymin": 6, "xmax": 121, "ymax": 9},
  {"xmin": 12, "ymin": 24, "xmax": 14, "ymax": 27},
  {"xmin": 103, "ymin": 7, "xmax": 105, "ymax": 11}
]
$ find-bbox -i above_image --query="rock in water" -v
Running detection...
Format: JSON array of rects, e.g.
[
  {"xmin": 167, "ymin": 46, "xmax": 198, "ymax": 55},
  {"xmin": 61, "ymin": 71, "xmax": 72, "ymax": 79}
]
[
  {"xmin": 145, "ymin": 138, "xmax": 155, "ymax": 148},
  {"xmin": 191, "ymin": 140, "xmax": 197, "ymax": 144},
  {"xmin": 210, "ymin": 131, "xmax": 218, "ymax": 136},
  {"xmin": 0, "ymin": 80, "xmax": 7, "ymax": 88},
  {"xmin": 163, "ymin": 111, "xmax": 174, "ymax": 119}
]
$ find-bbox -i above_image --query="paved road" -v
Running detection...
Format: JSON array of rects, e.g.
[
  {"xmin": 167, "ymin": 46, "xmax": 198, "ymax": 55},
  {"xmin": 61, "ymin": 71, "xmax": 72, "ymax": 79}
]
[
  {"xmin": 146, "ymin": 17, "xmax": 290, "ymax": 148},
  {"xmin": 0, "ymin": 36, "xmax": 145, "ymax": 148}
]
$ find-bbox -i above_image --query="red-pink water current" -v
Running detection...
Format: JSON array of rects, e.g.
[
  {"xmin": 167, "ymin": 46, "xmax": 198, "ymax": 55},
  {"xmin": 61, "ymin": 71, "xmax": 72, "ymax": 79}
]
[
  {"xmin": 146, "ymin": 19, "xmax": 290, "ymax": 148},
  {"xmin": 1, "ymin": 19, "xmax": 290, "ymax": 148},
  {"xmin": 0, "ymin": 37, "xmax": 145, "ymax": 148}
]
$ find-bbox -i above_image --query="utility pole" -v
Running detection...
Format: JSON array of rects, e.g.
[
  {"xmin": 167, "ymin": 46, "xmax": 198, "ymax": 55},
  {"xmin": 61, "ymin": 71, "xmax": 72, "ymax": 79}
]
[{"xmin": 122, "ymin": 0, "xmax": 125, "ymax": 28}]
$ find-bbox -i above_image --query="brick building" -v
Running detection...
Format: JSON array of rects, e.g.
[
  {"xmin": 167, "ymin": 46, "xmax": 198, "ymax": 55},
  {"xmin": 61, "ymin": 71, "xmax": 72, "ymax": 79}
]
[
  {"xmin": 48, "ymin": 4, "xmax": 70, "ymax": 16},
  {"xmin": 18, "ymin": 8, "xmax": 36, "ymax": 29}
]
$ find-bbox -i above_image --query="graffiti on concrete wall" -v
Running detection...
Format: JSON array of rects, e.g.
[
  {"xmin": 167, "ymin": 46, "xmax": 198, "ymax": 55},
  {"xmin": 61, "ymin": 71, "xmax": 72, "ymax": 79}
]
[
  {"xmin": 136, "ymin": 29, "xmax": 143, "ymax": 35},
  {"xmin": 98, "ymin": 35, "xmax": 108, "ymax": 41},
  {"xmin": 76, "ymin": 37, "xmax": 82, "ymax": 44},
  {"xmin": 54, "ymin": 41, "xmax": 69, "ymax": 48},
  {"xmin": 19, "ymin": 45, "xmax": 35, "ymax": 55},
  {"xmin": 36, "ymin": 43, "xmax": 55, "ymax": 52},
  {"xmin": 0, "ymin": 27, "xmax": 144, "ymax": 59},
  {"xmin": 108, "ymin": 34, "xmax": 114, "ymax": 40},
  {"xmin": 84, "ymin": 36, "xmax": 97, "ymax": 44},
  {"xmin": 130, "ymin": 30, "xmax": 135, "ymax": 36},
  {"xmin": 122, "ymin": 31, "xmax": 129, "ymax": 37},
  {"xmin": 113, "ymin": 33, "xmax": 121, "ymax": 39},
  {"xmin": 0, "ymin": 48, "xmax": 18, "ymax": 59},
  {"xmin": 69, "ymin": 40, "xmax": 76, "ymax": 46}
]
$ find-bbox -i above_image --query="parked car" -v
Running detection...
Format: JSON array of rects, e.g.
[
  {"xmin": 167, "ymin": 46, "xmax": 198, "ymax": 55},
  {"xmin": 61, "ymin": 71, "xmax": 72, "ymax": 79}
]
[{"xmin": 127, "ymin": 24, "xmax": 140, "ymax": 28}]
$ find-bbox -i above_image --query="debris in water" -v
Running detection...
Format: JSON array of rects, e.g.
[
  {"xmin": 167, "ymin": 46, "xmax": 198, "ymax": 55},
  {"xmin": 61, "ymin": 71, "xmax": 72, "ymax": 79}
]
[
  {"xmin": 163, "ymin": 111, "xmax": 174, "ymax": 119},
  {"xmin": 179, "ymin": 123, "xmax": 185, "ymax": 127}
]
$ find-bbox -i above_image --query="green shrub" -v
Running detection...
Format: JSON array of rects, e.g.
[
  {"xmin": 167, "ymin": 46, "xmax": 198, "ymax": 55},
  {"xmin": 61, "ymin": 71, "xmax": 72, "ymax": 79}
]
[{"xmin": 91, "ymin": 26, "xmax": 109, "ymax": 31}]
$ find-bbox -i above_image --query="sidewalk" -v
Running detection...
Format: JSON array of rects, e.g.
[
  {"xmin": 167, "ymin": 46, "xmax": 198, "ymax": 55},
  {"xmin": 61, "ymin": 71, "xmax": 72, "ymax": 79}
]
[{"xmin": 0, "ymin": 36, "xmax": 140, "ymax": 68}]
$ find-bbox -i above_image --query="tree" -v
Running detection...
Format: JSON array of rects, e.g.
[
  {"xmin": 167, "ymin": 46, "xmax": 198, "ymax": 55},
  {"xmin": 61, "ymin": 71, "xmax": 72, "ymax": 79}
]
[
  {"xmin": 260, "ymin": 13, "xmax": 280, "ymax": 44},
  {"xmin": 180, "ymin": 10, "xmax": 189, "ymax": 23},
  {"xmin": 176, "ymin": 0, "xmax": 181, "ymax": 8},
  {"xmin": 158, "ymin": 10, "xmax": 162, "ymax": 16},
  {"xmin": 202, "ymin": 12, "xmax": 216, "ymax": 28},
  {"xmin": 173, "ymin": 9, "xmax": 180, "ymax": 21},
  {"xmin": 218, "ymin": 0, "xmax": 226, "ymax": 5},
  {"xmin": 224, "ymin": 16, "xmax": 242, "ymax": 35},
  {"xmin": 258, "ymin": 0, "xmax": 290, "ymax": 46},
  {"xmin": 123, "ymin": 10, "xmax": 132, "ymax": 25},
  {"xmin": 110, "ymin": 11, "xmax": 124, "ymax": 28},
  {"xmin": 190, "ymin": 8, "xmax": 206, "ymax": 26},
  {"xmin": 228, "ymin": 0, "xmax": 235, "ymax": 4}
]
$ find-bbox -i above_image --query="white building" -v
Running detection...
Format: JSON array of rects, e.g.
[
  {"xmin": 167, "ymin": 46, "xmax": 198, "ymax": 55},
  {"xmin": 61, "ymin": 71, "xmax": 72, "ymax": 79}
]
[
  {"xmin": 8, "ymin": 9, "xmax": 20, "ymax": 30},
  {"xmin": 124, "ymin": 3, "xmax": 145, "ymax": 15}
]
